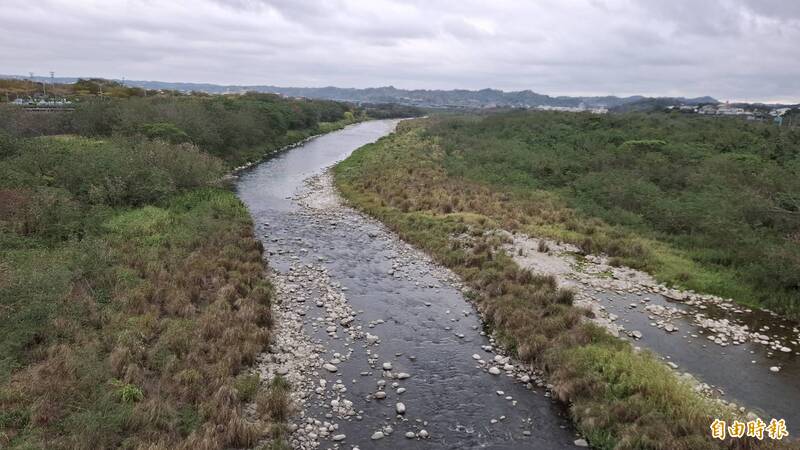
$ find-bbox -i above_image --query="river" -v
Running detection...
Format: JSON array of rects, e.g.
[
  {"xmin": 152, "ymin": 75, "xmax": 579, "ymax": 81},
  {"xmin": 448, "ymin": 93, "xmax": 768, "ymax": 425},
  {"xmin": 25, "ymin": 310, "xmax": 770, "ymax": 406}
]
[{"xmin": 236, "ymin": 120, "xmax": 579, "ymax": 449}]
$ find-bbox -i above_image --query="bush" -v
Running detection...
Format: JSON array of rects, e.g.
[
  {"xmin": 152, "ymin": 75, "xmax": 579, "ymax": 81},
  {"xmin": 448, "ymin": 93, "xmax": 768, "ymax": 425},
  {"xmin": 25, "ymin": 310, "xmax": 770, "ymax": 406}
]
[
  {"xmin": 234, "ymin": 373, "xmax": 261, "ymax": 402},
  {"xmin": 138, "ymin": 122, "xmax": 190, "ymax": 143}
]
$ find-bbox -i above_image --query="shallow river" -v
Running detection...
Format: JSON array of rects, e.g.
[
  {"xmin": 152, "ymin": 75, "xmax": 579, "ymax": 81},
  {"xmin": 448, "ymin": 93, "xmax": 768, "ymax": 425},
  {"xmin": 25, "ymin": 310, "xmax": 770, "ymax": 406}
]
[
  {"xmin": 236, "ymin": 120, "xmax": 798, "ymax": 448},
  {"xmin": 236, "ymin": 120, "xmax": 579, "ymax": 449}
]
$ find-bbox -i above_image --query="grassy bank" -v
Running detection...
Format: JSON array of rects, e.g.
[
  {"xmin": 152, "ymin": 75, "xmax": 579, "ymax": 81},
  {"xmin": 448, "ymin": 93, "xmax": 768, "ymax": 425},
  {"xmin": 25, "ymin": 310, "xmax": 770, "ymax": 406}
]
[
  {"xmin": 423, "ymin": 112, "xmax": 800, "ymax": 317},
  {"xmin": 333, "ymin": 119, "xmax": 789, "ymax": 449},
  {"xmin": 0, "ymin": 132, "xmax": 293, "ymax": 448}
]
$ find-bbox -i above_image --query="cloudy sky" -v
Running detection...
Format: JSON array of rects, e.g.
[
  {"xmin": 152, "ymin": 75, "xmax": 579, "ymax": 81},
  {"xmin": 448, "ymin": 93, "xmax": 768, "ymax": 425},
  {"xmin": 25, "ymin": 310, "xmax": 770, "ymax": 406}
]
[{"xmin": 3, "ymin": 0, "xmax": 799, "ymax": 102}]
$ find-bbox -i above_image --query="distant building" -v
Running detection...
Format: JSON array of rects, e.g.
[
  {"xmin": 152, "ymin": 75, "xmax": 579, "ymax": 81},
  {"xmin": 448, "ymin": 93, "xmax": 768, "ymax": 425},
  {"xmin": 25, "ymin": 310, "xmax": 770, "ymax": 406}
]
[
  {"xmin": 717, "ymin": 105, "xmax": 746, "ymax": 115},
  {"xmin": 10, "ymin": 97, "xmax": 72, "ymax": 108},
  {"xmin": 699, "ymin": 105, "xmax": 717, "ymax": 115},
  {"xmin": 771, "ymin": 108, "xmax": 790, "ymax": 117}
]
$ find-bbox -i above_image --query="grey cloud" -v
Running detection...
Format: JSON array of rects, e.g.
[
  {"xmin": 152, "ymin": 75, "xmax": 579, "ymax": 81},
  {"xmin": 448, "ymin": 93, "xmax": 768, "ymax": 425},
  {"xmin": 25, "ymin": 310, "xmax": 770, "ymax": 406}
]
[{"xmin": 1, "ymin": 0, "xmax": 798, "ymax": 102}]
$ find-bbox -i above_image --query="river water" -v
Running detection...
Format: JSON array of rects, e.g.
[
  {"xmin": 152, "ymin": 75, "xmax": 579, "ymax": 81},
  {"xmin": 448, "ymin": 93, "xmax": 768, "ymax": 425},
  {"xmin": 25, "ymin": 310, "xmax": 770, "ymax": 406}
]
[{"xmin": 236, "ymin": 120, "xmax": 578, "ymax": 449}]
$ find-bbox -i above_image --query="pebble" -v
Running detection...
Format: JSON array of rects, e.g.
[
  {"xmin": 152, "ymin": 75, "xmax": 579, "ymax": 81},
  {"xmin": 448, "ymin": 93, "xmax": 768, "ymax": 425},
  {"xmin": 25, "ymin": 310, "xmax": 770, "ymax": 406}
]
[
  {"xmin": 396, "ymin": 402, "xmax": 406, "ymax": 414},
  {"xmin": 405, "ymin": 431, "xmax": 416, "ymax": 438},
  {"xmin": 574, "ymin": 438, "xmax": 589, "ymax": 447},
  {"xmin": 371, "ymin": 431, "xmax": 385, "ymax": 440},
  {"xmin": 488, "ymin": 367, "xmax": 501, "ymax": 375},
  {"xmin": 323, "ymin": 363, "xmax": 338, "ymax": 373},
  {"xmin": 332, "ymin": 434, "xmax": 346, "ymax": 441}
]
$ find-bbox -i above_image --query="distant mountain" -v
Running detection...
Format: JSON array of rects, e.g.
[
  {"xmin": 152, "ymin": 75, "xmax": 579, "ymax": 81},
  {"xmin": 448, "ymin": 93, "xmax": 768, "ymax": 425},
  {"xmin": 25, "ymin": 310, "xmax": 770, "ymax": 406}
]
[{"xmin": 1, "ymin": 74, "xmax": 718, "ymax": 109}]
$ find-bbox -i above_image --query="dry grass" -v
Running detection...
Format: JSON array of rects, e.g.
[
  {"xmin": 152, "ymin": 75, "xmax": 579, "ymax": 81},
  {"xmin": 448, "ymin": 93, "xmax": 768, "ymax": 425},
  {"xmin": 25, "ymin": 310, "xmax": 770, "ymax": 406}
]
[{"xmin": 0, "ymin": 189, "xmax": 282, "ymax": 449}]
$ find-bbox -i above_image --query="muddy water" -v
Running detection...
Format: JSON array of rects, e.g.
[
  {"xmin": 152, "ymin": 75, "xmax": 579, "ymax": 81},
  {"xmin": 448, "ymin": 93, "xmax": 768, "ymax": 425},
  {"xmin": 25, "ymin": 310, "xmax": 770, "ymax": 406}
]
[{"xmin": 236, "ymin": 121, "xmax": 578, "ymax": 449}]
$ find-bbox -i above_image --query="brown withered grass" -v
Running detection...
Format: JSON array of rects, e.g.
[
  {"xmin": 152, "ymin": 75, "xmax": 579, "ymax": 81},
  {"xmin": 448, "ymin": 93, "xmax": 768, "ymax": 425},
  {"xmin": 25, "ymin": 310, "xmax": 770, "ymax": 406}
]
[{"xmin": 0, "ymin": 189, "xmax": 288, "ymax": 449}]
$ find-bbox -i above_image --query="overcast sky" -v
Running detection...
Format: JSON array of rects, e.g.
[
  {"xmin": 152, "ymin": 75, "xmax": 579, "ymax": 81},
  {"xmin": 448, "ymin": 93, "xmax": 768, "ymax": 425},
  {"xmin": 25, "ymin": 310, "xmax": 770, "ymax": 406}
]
[{"xmin": 2, "ymin": 0, "xmax": 798, "ymax": 102}]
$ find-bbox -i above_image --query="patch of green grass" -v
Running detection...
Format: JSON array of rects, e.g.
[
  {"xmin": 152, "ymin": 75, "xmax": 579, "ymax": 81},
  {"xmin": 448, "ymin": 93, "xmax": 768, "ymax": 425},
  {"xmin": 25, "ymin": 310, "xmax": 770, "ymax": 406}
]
[{"xmin": 234, "ymin": 373, "xmax": 262, "ymax": 403}]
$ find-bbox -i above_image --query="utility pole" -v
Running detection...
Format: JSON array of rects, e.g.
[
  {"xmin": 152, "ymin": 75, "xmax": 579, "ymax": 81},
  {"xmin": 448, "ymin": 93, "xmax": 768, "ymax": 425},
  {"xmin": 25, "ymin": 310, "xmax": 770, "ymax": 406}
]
[{"xmin": 29, "ymin": 72, "xmax": 34, "ymax": 97}]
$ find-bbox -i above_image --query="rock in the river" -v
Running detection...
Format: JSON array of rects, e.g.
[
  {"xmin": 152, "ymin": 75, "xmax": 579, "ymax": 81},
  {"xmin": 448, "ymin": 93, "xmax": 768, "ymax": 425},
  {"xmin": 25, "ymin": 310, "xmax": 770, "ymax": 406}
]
[
  {"xmin": 405, "ymin": 431, "xmax": 416, "ymax": 438},
  {"xmin": 574, "ymin": 438, "xmax": 589, "ymax": 447},
  {"xmin": 382, "ymin": 362, "xmax": 393, "ymax": 370},
  {"xmin": 419, "ymin": 429, "xmax": 429, "ymax": 438},
  {"xmin": 374, "ymin": 391, "xmax": 387, "ymax": 399},
  {"xmin": 488, "ymin": 366, "xmax": 501, "ymax": 375},
  {"xmin": 332, "ymin": 434, "xmax": 346, "ymax": 441},
  {"xmin": 371, "ymin": 431, "xmax": 385, "ymax": 440},
  {"xmin": 396, "ymin": 402, "xmax": 406, "ymax": 414},
  {"xmin": 323, "ymin": 363, "xmax": 338, "ymax": 373},
  {"xmin": 770, "ymin": 366, "xmax": 781, "ymax": 373},
  {"xmin": 396, "ymin": 372, "xmax": 411, "ymax": 379}
]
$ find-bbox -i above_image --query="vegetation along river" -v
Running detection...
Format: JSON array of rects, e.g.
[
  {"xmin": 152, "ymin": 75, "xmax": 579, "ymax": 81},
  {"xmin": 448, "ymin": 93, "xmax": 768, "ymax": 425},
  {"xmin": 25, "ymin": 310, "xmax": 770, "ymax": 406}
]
[{"xmin": 236, "ymin": 120, "xmax": 799, "ymax": 448}]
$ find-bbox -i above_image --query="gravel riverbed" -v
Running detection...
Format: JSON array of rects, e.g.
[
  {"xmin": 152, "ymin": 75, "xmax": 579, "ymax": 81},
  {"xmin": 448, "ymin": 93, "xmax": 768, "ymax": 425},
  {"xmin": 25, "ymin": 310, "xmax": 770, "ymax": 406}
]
[{"xmin": 236, "ymin": 121, "xmax": 582, "ymax": 449}]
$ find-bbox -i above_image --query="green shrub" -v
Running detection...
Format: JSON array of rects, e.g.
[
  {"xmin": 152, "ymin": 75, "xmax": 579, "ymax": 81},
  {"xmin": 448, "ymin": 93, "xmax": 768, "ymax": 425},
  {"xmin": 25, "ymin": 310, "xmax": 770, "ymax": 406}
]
[
  {"xmin": 138, "ymin": 122, "xmax": 190, "ymax": 143},
  {"xmin": 114, "ymin": 381, "xmax": 144, "ymax": 403},
  {"xmin": 234, "ymin": 373, "xmax": 261, "ymax": 402}
]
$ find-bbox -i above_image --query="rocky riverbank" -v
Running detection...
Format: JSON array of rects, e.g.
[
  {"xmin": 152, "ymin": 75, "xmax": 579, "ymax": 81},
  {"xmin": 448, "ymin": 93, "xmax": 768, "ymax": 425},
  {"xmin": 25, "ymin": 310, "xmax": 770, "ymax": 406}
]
[
  {"xmin": 247, "ymin": 171, "xmax": 581, "ymax": 449},
  {"xmin": 498, "ymin": 231, "xmax": 800, "ymax": 419}
]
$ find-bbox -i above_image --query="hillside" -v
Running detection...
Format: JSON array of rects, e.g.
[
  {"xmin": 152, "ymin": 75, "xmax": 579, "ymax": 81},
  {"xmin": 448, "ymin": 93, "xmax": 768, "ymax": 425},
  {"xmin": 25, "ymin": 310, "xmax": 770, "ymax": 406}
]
[{"xmin": 0, "ymin": 75, "xmax": 717, "ymax": 109}]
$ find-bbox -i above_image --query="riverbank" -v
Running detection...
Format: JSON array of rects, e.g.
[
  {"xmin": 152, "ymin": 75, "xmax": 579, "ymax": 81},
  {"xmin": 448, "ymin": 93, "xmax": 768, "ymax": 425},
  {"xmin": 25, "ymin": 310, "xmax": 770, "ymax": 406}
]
[
  {"xmin": 0, "ymin": 97, "xmax": 418, "ymax": 449},
  {"xmin": 226, "ymin": 110, "xmax": 424, "ymax": 176},
  {"xmin": 229, "ymin": 117, "xmax": 366, "ymax": 173},
  {"xmin": 421, "ymin": 112, "xmax": 800, "ymax": 319},
  {"xmin": 333, "ymin": 120, "xmax": 794, "ymax": 449},
  {"xmin": 0, "ymin": 133, "xmax": 285, "ymax": 448}
]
